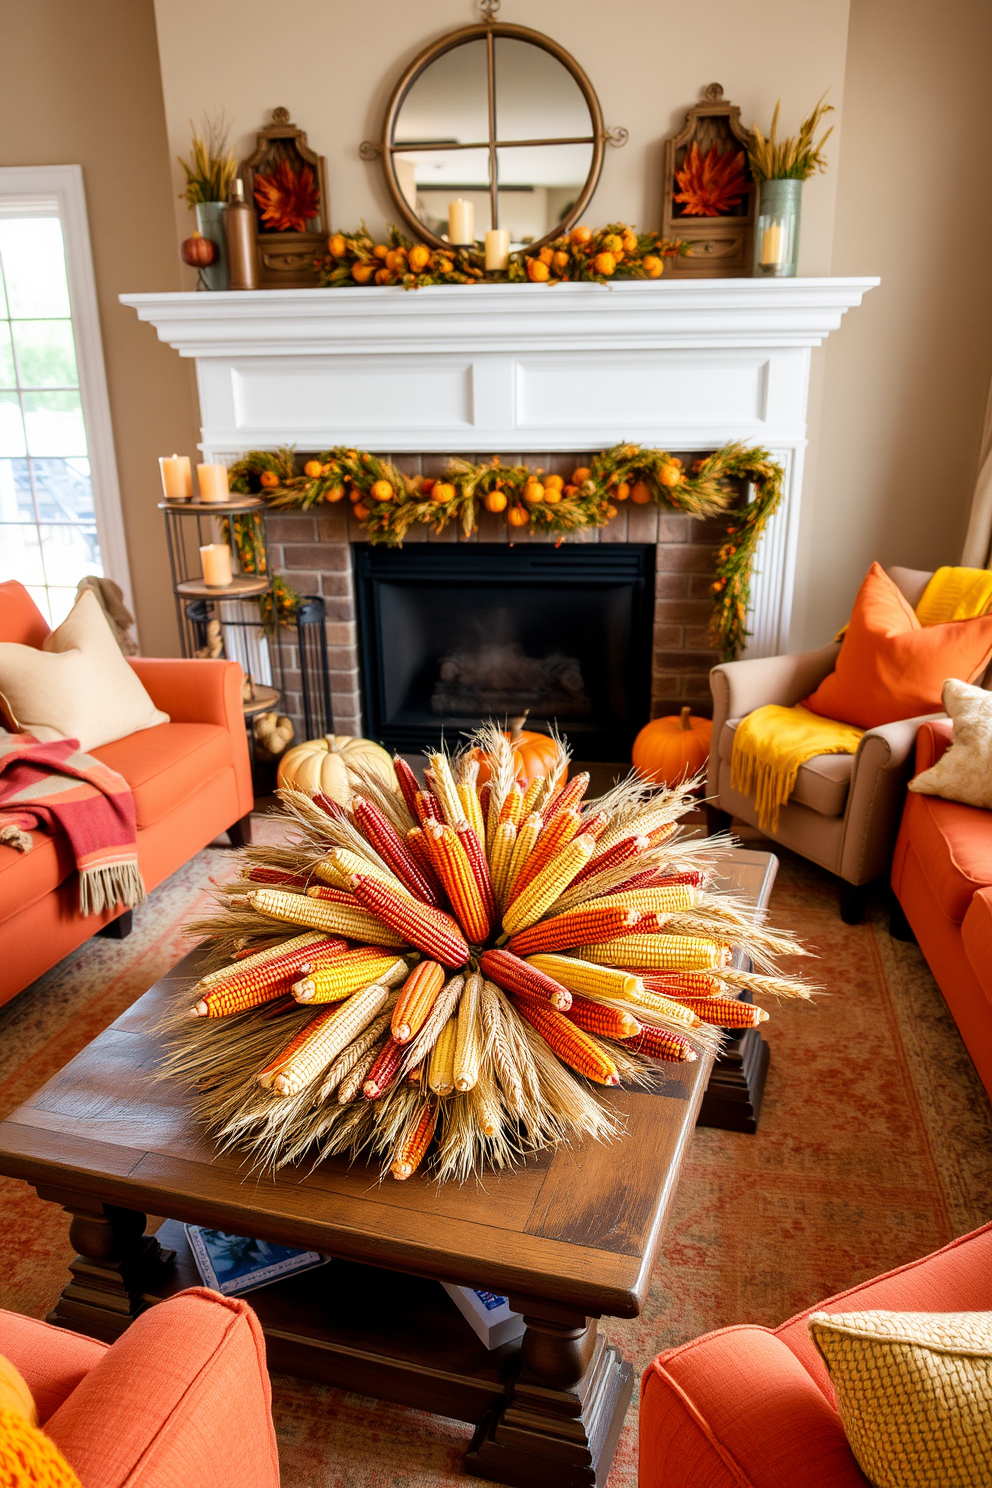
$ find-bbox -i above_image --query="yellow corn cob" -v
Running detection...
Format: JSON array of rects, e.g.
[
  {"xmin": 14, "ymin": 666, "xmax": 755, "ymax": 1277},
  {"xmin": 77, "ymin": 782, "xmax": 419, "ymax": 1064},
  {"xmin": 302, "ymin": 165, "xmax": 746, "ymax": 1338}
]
[
  {"xmin": 392, "ymin": 960, "xmax": 445, "ymax": 1042},
  {"xmin": 457, "ymin": 781, "xmax": 485, "ymax": 842},
  {"xmin": 524, "ymin": 954, "xmax": 644, "ymax": 1002},
  {"xmin": 427, "ymin": 751, "xmax": 463, "ymax": 826},
  {"xmin": 391, "ymin": 1102, "xmax": 436, "ymax": 1180},
  {"xmin": 267, "ymin": 981, "xmax": 394, "ymax": 1096},
  {"xmin": 502, "ymin": 834, "xmax": 596, "ymax": 935},
  {"xmin": 515, "ymin": 999, "xmax": 620, "ymax": 1086},
  {"xmin": 584, "ymin": 885, "xmax": 698, "ymax": 917},
  {"xmin": 512, "ymin": 807, "xmax": 582, "ymax": 898},
  {"xmin": 293, "ymin": 951, "xmax": 408, "ymax": 1004},
  {"xmin": 489, "ymin": 820, "xmax": 518, "ymax": 909},
  {"xmin": 520, "ymin": 776, "xmax": 547, "ymax": 817},
  {"xmin": 428, "ymin": 823, "xmax": 490, "ymax": 943},
  {"xmin": 191, "ymin": 938, "xmax": 349, "ymax": 1017},
  {"xmin": 500, "ymin": 783, "xmax": 524, "ymax": 828},
  {"xmin": 249, "ymin": 887, "xmax": 404, "ymax": 945},
  {"xmin": 313, "ymin": 848, "xmax": 408, "ymax": 896},
  {"xmin": 453, "ymin": 971, "xmax": 483, "ymax": 1092},
  {"xmin": 573, "ymin": 935, "xmax": 726, "ymax": 970},
  {"xmin": 315, "ymin": 1011, "xmax": 393, "ymax": 1102},
  {"xmin": 504, "ymin": 813, "xmax": 542, "ymax": 902},
  {"xmin": 428, "ymin": 1014, "xmax": 458, "ymax": 1094},
  {"xmin": 192, "ymin": 932, "xmax": 324, "ymax": 994},
  {"xmin": 297, "ymin": 889, "xmax": 408, "ymax": 947},
  {"xmin": 622, "ymin": 983, "xmax": 701, "ymax": 1029}
]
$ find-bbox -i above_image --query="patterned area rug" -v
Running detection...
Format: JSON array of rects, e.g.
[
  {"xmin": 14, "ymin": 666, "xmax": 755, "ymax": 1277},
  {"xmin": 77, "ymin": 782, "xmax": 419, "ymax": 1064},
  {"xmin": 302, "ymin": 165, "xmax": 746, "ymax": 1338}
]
[{"xmin": 1, "ymin": 815, "xmax": 990, "ymax": 1488}]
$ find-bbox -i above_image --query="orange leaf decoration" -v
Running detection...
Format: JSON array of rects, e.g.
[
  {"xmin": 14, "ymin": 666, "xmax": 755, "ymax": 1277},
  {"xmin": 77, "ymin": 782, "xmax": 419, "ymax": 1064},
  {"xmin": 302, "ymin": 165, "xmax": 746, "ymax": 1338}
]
[
  {"xmin": 674, "ymin": 142, "xmax": 748, "ymax": 218},
  {"xmin": 254, "ymin": 161, "xmax": 320, "ymax": 233}
]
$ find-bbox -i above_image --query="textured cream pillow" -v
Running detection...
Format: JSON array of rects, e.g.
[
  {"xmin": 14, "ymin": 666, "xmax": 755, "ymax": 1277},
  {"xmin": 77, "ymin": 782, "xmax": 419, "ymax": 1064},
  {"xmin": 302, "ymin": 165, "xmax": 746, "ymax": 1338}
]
[
  {"xmin": 809, "ymin": 1309, "xmax": 992, "ymax": 1488},
  {"xmin": 0, "ymin": 590, "xmax": 167, "ymax": 751},
  {"xmin": 908, "ymin": 678, "xmax": 992, "ymax": 809}
]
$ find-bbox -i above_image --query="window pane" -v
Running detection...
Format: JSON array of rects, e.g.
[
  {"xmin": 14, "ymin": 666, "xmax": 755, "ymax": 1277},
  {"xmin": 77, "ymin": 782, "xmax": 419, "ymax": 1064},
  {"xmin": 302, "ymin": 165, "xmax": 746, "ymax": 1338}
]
[
  {"xmin": 31, "ymin": 457, "xmax": 94, "ymax": 522},
  {"xmin": 0, "ymin": 218, "xmax": 71, "ymax": 318},
  {"xmin": 0, "ymin": 457, "xmax": 33, "ymax": 520},
  {"xmin": 12, "ymin": 320, "xmax": 78, "ymax": 388},
  {"xmin": 36, "ymin": 522, "xmax": 101, "ymax": 585},
  {"xmin": 45, "ymin": 586, "xmax": 79, "ymax": 626},
  {"xmin": 0, "ymin": 522, "xmax": 46, "ymax": 583},
  {"xmin": 0, "ymin": 392, "xmax": 26, "ymax": 457},
  {"xmin": 0, "ymin": 324, "xmax": 14, "ymax": 386},
  {"xmin": 22, "ymin": 390, "xmax": 86, "ymax": 456},
  {"xmin": 0, "ymin": 266, "xmax": 7, "ymax": 320}
]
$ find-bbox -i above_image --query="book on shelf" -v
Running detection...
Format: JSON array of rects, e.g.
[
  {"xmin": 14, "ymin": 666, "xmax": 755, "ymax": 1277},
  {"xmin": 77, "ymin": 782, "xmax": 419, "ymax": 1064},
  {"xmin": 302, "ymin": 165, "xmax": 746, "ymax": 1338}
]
[
  {"xmin": 441, "ymin": 1282, "xmax": 526, "ymax": 1349},
  {"xmin": 185, "ymin": 1225, "xmax": 330, "ymax": 1297}
]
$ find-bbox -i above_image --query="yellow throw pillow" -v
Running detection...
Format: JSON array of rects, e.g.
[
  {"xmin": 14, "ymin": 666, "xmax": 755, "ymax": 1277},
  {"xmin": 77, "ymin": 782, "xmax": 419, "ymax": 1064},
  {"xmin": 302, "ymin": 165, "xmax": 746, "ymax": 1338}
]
[
  {"xmin": 0, "ymin": 1354, "xmax": 37, "ymax": 1426},
  {"xmin": 809, "ymin": 1309, "xmax": 992, "ymax": 1488},
  {"xmin": 0, "ymin": 1405, "xmax": 82, "ymax": 1487},
  {"xmin": 0, "ymin": 590, "xmax": 167, "ymax": 752},
  {"xmin": 908, "ymin": 678, "xmax": 992, "ymax": 811}
]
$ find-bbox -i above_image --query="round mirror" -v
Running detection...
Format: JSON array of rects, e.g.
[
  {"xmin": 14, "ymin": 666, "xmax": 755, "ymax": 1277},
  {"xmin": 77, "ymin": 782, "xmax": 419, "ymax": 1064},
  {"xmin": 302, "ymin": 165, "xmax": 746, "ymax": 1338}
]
[{"xmin": 375, "ymin": 21, "xmax": 606, "ymax": 253}]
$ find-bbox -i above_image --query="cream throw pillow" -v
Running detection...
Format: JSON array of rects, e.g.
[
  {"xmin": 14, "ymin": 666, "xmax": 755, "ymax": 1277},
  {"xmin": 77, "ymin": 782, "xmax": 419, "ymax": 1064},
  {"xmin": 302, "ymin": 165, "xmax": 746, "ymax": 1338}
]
[
  {"xmin": 809, "ymin": 1309, "xmax": 992, "ymax": 1488},
  {"xmin": 908, "ymin": 678, "xmax": 992, "ymax": 809},
  {"xmin": 0, "ymin": 590, "xmax": 167, "ymax": 751}
]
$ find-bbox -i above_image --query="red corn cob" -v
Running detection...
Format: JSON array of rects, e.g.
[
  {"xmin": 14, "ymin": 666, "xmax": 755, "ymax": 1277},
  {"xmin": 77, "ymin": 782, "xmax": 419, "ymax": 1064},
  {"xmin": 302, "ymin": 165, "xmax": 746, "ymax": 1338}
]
[
  {"xmin": 306, "ymin": 884, "xmax": 359, "ymax": 904},
  {"xmin": 194, "ymin": 938, "xmax": 350, "ymax": 1016},
  {"xmin": 653, "ymin": 870, "xmax": 705, "ymax": 890},
  {"xmin": 572, "ymin": 833, "xmax": 648, "ymax": 887},
  {"xmin": 514, "ymin": 998, "xmax": 619, "ymax": 1085},
  {"xmin": 595, "ymin": 867, "xmax": 666, "ymax": 896},
  {"xmin": 479, "ymin": 949, "xmax": 572, "ymax": 1010},
  {"xmin": 393, "ymin": 756, "xmax": 422, "ymax": 819},
  {"xmin": 350, "ymin": 873, "xmax": 470, "ymax": 968},
  {"xmin": 313, "ymin": 792, "xmax": 349, "ymax": 822},
  {"xmin": 353, "ymin": 794, "xmax": 442, "ymax": 906},
  {"xmin": 566, "ymin": 993, "xmax": 642, "ymax": 1040},
  {"xmin": 456, "ymin": 823, "xmax": 497, "ymax": 927},
  {"xmin": 512, "ymin": 808, "xmax": 582, "ymax": 898},
  {"xmin": 544, "ymin": 772, "xmax": 589, "ymax": 822},
  {"xmin": 577, "ymin": 811, "xmax": 609, "ymax": 841},
  {"xmin": 660, "ymin": 995, "xmax": 768, "ymax": 1028},
  {"xmin": 639, "ymin": 971, "xmax": 724, "ymax": 997},
  {"xmin": 405, "ymin": 826, "xmax": 446, "ymax": 900},
  {"xmin": 629, "ymin": 1024, "xmax": 698, "ymax": 1062},
  {"xmin": 479, "ymin": 782, "xmax": 492, "ymax": 824},
  {"xmin": 391, "ymin": 1103, "xmax": 436, "ymax": 1179},
  {"xmin": 415, "ymin": 789, "xmax": 443, "ymax": 827},
  {"xmin": 507, "ymin": 904, "xmax": 642, "ymax": 957},
  {"xmin": 247, "ymin": 866, "xmax": 311, "ymax": 889},
  {"xmin": 363, "ymin": 1035, "xmax": 406, "ymax": 1099}
]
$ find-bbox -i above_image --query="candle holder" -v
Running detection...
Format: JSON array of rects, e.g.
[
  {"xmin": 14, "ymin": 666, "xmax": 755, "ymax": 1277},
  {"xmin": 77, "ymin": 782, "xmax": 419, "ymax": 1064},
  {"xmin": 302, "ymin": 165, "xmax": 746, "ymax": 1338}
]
[
  {"xmin": 159, "ymin": 454, "xmax": 192, "ymax": 502},
  {"xmin": 752, "ymin": 178, "xmax": 802, "ymax": 278}
]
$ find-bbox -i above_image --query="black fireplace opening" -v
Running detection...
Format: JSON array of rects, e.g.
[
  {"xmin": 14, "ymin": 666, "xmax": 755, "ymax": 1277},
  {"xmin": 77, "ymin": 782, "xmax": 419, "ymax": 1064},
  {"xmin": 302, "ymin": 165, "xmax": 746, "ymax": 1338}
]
[{"xmin": 353, "ymin": 543, "xmax": 655, "ymax": 760}]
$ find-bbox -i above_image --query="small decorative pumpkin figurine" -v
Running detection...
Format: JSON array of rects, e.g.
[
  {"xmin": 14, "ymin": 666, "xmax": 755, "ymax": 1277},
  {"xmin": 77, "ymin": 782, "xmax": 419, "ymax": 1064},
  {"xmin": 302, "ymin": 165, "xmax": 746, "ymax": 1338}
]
[
  {"xmin": 277, "ymin": 733, "xmax": 396, "ymax": 804},
  {"xmin": 473, "ymin": 713, "xmax": 561, "ymax": 788},
  {"xmin": 632, "ymin": 705, "xmax": 712, "ymax": 786},
  {"xmin": 180, "ymin": 231, "xmax": 218, "ymax": 268}
]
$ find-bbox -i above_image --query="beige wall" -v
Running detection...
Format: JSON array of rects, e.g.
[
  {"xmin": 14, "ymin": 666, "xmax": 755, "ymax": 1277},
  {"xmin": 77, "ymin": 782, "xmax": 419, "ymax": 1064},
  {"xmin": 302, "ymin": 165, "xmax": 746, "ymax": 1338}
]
[
  {"xmin": 792, "ymin": 0, "xmax": 992, "ymax": 648},
  {"xmin": 0, "ymin": 0, "xmax": 200, "ymax": 656}
]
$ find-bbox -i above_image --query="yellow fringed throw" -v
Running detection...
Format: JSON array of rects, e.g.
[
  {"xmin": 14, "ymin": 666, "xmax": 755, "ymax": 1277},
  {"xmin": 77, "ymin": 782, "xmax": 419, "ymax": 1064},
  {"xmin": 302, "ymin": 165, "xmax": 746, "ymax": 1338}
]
[
  {"xmin": 915, "ymin": 566, "xmax": 992, "ymax": 625},
  {"xmin": 730, "ymin": 705, "xmax": 864, "ymax": 834}
]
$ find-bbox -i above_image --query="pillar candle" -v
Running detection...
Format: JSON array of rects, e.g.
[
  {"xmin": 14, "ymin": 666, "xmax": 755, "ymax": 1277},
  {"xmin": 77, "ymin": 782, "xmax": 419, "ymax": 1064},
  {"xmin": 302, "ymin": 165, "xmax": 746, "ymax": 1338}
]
[
  {"xmin": 159, "ymin": 454, "xmax": 192, "ymax": 500},
  {"xmin": 448, "ymin": 199, "xmax": 475, "ymax": 246},
  {"xmin": 760, "ymin": 223, "xmax": 784, "ymax": 267},
  {"xmin": 484, "ymin": 229, "xmax": 511, "ymax": 272},
  {"xmin": 199, "ymin": 544, "xmax": 233, "ymax": 587},
  {"xmin": 197, "ymin": 462, "xmax": 230, "ymax": 503}
]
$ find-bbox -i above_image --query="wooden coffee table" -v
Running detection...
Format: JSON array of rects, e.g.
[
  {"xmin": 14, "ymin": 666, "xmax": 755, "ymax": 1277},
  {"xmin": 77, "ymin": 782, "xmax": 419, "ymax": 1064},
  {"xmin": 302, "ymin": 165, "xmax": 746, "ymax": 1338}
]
[{"xmin": 0, "ymin": 849, "xmax": 776, "ymax": 1488}]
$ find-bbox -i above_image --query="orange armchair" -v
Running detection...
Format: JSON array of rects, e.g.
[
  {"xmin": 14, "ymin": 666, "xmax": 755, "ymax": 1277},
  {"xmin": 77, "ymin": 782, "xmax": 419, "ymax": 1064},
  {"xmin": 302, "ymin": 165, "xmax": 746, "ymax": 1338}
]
[
  {"xmin": 639, "ymin": 1222, "xmax": 992, "ymax": 1488},
  {"xmin": 1, "ymin": 1288, "xmax": 280, "ymax": 1488}
]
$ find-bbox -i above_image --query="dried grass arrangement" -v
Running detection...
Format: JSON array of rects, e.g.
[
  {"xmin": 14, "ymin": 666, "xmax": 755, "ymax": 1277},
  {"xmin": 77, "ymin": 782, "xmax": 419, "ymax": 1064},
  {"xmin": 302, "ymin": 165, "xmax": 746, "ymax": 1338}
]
[
  {"xmin": 164, "ymin": 727, "xmax": 812, "ymax": 1183},
  {"xmin": 747, "ymin": 96, "xmax": 834, "ymax": 182},
  {"xmin": 178, "ymin": 113, "xmax": 238, "ymax": 208}
]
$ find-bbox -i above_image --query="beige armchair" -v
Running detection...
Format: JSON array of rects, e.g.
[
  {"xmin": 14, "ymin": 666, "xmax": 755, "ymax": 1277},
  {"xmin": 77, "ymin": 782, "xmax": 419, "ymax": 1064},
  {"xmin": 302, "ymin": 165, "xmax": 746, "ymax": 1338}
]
[{"xmin": 707, "ymin": 567, "xmax": 943, "ymax": 923}]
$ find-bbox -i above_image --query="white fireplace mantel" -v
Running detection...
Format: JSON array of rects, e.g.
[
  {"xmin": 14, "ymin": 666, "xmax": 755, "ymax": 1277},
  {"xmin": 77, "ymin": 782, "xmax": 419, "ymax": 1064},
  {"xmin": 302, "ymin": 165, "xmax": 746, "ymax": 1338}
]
[{"xmin": 122, "ymin": 277, "xmax": 876, "ymax": 654}]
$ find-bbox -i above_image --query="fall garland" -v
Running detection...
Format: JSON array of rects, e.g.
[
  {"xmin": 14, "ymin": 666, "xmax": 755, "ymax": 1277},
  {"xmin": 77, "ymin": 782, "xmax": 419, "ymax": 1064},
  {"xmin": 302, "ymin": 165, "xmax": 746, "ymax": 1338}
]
[
  {"xmin": 314, "ymin": 222, "xmax": 690, "ymax": 289},
  {"xmin": 228, "ymin": 442, "xmax": 783, "ymax": 660},
  {"xmin": 165, "ymin": 727, "xmax": 811, "ymax": 1183}
]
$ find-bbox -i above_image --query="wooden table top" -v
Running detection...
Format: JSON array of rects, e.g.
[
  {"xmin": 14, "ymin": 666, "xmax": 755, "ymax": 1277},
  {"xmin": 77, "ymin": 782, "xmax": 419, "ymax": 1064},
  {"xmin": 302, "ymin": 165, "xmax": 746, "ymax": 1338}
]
[{"xmin": 0, "ymin": 849, "xmax": 776, "ymax": 1321}]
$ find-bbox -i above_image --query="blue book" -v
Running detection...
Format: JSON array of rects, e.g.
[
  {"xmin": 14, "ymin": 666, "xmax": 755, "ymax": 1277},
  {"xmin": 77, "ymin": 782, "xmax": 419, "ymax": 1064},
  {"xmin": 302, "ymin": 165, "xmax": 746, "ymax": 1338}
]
[{"xmin": 185, "ymin": 1225, "xmax": 330, "ymax": 1297}]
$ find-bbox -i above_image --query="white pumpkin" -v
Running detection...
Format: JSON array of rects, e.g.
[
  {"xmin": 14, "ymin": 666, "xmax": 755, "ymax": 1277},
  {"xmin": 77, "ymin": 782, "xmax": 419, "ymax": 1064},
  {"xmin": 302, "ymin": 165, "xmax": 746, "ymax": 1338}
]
[{"xmin": 277, "ymin": 734, "xmax": 396, "ymax": 805}]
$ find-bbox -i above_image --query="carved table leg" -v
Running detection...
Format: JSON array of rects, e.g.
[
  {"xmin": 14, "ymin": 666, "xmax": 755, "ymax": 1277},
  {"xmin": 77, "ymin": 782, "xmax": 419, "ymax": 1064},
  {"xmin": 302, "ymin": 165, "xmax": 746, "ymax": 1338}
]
[
  {"xmin": 466, "ymin": 1300, "xmax": 633, "ymax": 1488},
  {"xmin": 36, "ymin": 1187, "xmax": 175, "ymax": 1342}
]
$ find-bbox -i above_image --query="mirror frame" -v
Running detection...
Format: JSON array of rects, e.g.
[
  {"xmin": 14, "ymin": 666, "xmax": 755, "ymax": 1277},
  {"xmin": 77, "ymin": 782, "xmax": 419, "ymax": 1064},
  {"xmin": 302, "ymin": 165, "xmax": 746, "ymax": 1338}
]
[{"xmin": 370, "ymin": 20, "xmax": 607, "ymax": 253}]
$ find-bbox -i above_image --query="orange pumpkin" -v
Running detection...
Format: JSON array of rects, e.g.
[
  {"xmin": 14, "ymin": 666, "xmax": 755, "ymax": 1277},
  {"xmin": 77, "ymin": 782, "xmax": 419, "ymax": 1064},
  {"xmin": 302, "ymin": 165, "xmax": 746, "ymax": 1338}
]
[
  {"xmin": 473, "ymin": 713, "xmax": 561, "ymax": 788},
  {"xmin": 632, "ymin": 706, "xmax": 712, "ymax": 786}
]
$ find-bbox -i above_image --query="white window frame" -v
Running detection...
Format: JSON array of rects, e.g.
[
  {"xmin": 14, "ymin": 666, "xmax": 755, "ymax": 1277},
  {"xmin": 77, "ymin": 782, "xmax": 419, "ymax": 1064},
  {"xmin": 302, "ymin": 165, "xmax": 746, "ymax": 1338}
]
[{"xmin": 0, "ymin": 164, "xmax": 134, "ymax": 625}]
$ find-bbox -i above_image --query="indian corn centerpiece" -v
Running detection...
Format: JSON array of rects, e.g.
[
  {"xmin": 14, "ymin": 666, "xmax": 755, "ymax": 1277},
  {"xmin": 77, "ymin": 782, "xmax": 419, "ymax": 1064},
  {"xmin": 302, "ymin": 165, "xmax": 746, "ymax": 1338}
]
[{"xmin": 165, "ymin": 725, "xmax": 812, "ymax": 1182}]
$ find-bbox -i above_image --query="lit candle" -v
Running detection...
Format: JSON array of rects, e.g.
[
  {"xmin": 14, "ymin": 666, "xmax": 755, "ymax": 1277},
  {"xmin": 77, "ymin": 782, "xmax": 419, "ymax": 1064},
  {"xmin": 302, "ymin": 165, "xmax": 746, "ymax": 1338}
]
[
  {"xmin": 448, "ymin": 199, "xmax": 475, "ymax": 246},
  {"xmin": 197, "ymin": 462, "xmax": 230, "ymax": 503},
  {"xmin": 159, "ymin": 454, "xmax": 192, "ymax": 500},
  {"xmin": 199, "ymin": 543, "xmax": 233, "ymax": 587},
  {"xmin": 760, "ymin": 223, "xmax": 784, "ymax": 267},
  {"xmin": 484, "ymin": 229, "xmax": 510, "ymax": 272}
]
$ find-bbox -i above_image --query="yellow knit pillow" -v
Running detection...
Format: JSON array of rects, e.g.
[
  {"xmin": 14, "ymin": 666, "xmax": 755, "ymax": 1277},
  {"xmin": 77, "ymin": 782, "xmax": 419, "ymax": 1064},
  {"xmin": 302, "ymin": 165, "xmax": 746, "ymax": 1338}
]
[
  {"xmin": 0, "ymin": 1405, "xmax": 81, "ymax": 1487},
  {"xmin": 809, "ymin": 1309, "xmax": 992, "ymax": 1488}
]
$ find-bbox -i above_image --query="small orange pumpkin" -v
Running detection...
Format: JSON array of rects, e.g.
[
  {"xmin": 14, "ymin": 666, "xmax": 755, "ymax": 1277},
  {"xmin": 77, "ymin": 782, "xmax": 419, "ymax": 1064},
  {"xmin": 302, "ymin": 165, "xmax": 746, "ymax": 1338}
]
[
  {"xmin": 473, "ymin": 713, "xmax": 561, "ymax": 788},
  {"xmin": 632, "ymin": 706, "xmax": 712, "ymax": 786}
]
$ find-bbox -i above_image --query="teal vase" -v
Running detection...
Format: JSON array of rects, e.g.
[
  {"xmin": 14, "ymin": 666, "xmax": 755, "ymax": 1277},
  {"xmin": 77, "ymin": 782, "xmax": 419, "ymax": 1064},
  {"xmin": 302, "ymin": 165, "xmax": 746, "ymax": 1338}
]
[
  {"xmin": 752, "ymin": 179, "xmax": 802, "ymax": 277},
  {"xmin": 195, "ymin": 201, "xmax": 229, "ymax": 291}
]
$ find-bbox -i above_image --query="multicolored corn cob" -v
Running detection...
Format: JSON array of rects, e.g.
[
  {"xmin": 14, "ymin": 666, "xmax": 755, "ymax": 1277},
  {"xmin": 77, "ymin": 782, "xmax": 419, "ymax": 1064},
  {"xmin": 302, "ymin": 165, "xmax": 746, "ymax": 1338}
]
[
  {"xmin": 504, "ymin": 813, "xmax": 542, "ymax": 902},
  {"xmin": 362, "ymin": 1035, "xmax": 405, "ymax": 1099},
  {"xmin": 514, "ymin": 999, "xmax": 619, "ymax": 1086},
  {"xmin": 350, "ymin": 873, "xmax": 470, "ymax": 968},
  {"xmin": 479, "ymin": 949, "xmax": 572, "ymax": 1010},
  {"xmin": 427, "ymin": 822, "xmax": 490, "ymax": 943},
  {"xmin": 391, "ymin": 1103, "xmax": 436, "ymax": 1179},
  {"xmin": 507, "ymin": 904, "xmax": 642, "ymax": 957},
  {"xmin": 566, "ymin": 993, "xmax": 641, "ymax": 1040},
  {"xmin": 265, "ymin": 981, "xmax": 394, "ymax": 1096},
  {"xmin": 621, "ymin": 984, "xmax": 702, "ymax": 1030},
  {"xmin": 574, "ymin": 935, "xmax": 727, "ymax": 970},
  {"xmin": 352, "ymin": 794, "xmax": 442, "ymax": 906},
  {"xmin": 502, "ymin": 833, "xmax": 596, "ymax": 934},
  {"xmin": 456, "ymin": 823, "xmax": 497, "ymax": 931},
  {"xmin": 661, "ymin": 995, "xmax": 768, "ymax": 1028},
  {"xmin": 543, "ymin": 772, "xmax": 589, "ymax": 822},
  {"xmin": 523, "ymin": 953, "xmax": 642, "ymax": 1003},
  {"xmin": 192, "ymin": 937, "xmax": 349, "ymax": 1017},
  {"xmin": 576, "ymin": 811, "xmax": 609, "ymax": 842},
  {"xmin": 629, "ymin": 1024, "xmax": 698, "ymax": 1062},
  {"xmin": 250, "ymin": 886, "xmax": 404, "ymax": 947},
  {"xmin": 392, "ymin": 960, "xmax": 445, "ymax": 1043},
  {"xmin": 192, "ymin": 931, "xmax": 326, "ymax": 995},
  {"xmin": 414, "ymin": 789, "xmax": 444, "ymax": 827},
  {"xmin": 293, "ymin": 949, "xmax": 407, "ymax": 1004},
  {"xmin": 569, "ymin": 834, "xmax": 650, "ymax": 891}
]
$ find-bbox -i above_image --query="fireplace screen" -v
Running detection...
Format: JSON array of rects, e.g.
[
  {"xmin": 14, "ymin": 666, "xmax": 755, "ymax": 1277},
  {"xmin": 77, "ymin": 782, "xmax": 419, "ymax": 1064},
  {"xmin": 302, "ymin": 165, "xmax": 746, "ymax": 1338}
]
[{"xmin": 353, "ymin": 544, "xmax": 655, "ymax": 760}]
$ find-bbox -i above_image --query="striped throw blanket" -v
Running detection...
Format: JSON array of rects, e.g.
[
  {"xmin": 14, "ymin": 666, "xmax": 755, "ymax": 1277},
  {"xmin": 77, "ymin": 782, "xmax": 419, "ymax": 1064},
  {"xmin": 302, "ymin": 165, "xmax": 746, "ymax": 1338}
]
[{"xmin": 0, "ymin": 730, "xmax": 145, "ymax": 915}]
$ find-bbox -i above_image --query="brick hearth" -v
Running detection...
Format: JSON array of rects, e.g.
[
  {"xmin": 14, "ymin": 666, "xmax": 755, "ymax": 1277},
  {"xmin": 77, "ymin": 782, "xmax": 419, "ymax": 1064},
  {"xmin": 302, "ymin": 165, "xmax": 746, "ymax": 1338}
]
[{"xmin": 266, "ymin": 454, "xmax": 733, "ymax": 748}]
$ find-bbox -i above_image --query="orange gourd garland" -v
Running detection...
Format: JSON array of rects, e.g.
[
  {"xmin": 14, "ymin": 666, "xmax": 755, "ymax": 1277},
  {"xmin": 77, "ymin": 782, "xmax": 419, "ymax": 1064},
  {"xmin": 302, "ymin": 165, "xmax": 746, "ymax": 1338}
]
[{"xmin": 632, "ymin": 706, "xmax": 712, "ymax": 786}]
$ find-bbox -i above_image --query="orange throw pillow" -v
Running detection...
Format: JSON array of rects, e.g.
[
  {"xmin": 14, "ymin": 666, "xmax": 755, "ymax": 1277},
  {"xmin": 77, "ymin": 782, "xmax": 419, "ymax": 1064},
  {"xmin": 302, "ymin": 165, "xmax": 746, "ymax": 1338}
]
[{"xmin": 803, "ymin": 563, "xmax": 992, "ymax": 729}]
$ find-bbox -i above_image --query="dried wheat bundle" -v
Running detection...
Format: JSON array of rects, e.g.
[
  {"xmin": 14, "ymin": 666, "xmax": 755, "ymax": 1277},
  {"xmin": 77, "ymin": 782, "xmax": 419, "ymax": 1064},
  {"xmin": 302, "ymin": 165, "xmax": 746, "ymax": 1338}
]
[{"xmin": 164, "ymin": 725, "xmax": 812, "ymax": 1181}]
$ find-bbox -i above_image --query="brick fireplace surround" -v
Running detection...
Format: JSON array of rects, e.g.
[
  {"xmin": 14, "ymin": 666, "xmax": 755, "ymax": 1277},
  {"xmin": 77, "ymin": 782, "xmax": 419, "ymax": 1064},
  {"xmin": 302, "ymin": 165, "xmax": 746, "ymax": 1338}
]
[{"xmin": 267, "ymin": 453, "xmax": 730, "ymax": 745}]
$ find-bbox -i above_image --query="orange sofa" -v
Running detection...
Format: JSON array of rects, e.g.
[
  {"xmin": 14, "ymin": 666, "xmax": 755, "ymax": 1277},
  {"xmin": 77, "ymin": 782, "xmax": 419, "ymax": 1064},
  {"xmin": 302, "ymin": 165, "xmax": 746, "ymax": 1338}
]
[
  {"xmin": 890, "ymin": 719, "xmax": 992, "ymax": 1096},
  {"xmin": 1, "ymin": 1287, "xmax": 280, "ymax": 1488},
  {"xmin": 640, "ymin": 1221, "xmax": 992, "ymax": 1488},
  {"xmin": 0, "ymin": 581, "xmax": 254, "ymax": 1003}
]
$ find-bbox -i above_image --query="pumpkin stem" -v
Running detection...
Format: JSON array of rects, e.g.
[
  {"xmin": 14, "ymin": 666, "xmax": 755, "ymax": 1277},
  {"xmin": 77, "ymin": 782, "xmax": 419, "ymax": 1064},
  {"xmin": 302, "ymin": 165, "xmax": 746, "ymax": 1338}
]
[
  {"xmin": 508, "ymin": 710, "xmax": 530, "ymax": 742},
  {"xmin": 680, "ymin": 706, "xmax": 692, "ymax": 731}
]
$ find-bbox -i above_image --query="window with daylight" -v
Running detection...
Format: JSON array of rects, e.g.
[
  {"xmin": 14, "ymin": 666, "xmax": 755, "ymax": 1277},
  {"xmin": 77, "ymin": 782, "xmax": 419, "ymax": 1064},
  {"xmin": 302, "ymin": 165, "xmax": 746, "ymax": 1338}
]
[{"xmin": 0, "ymin": 167, "xmax": 130, "ymax": 629}]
